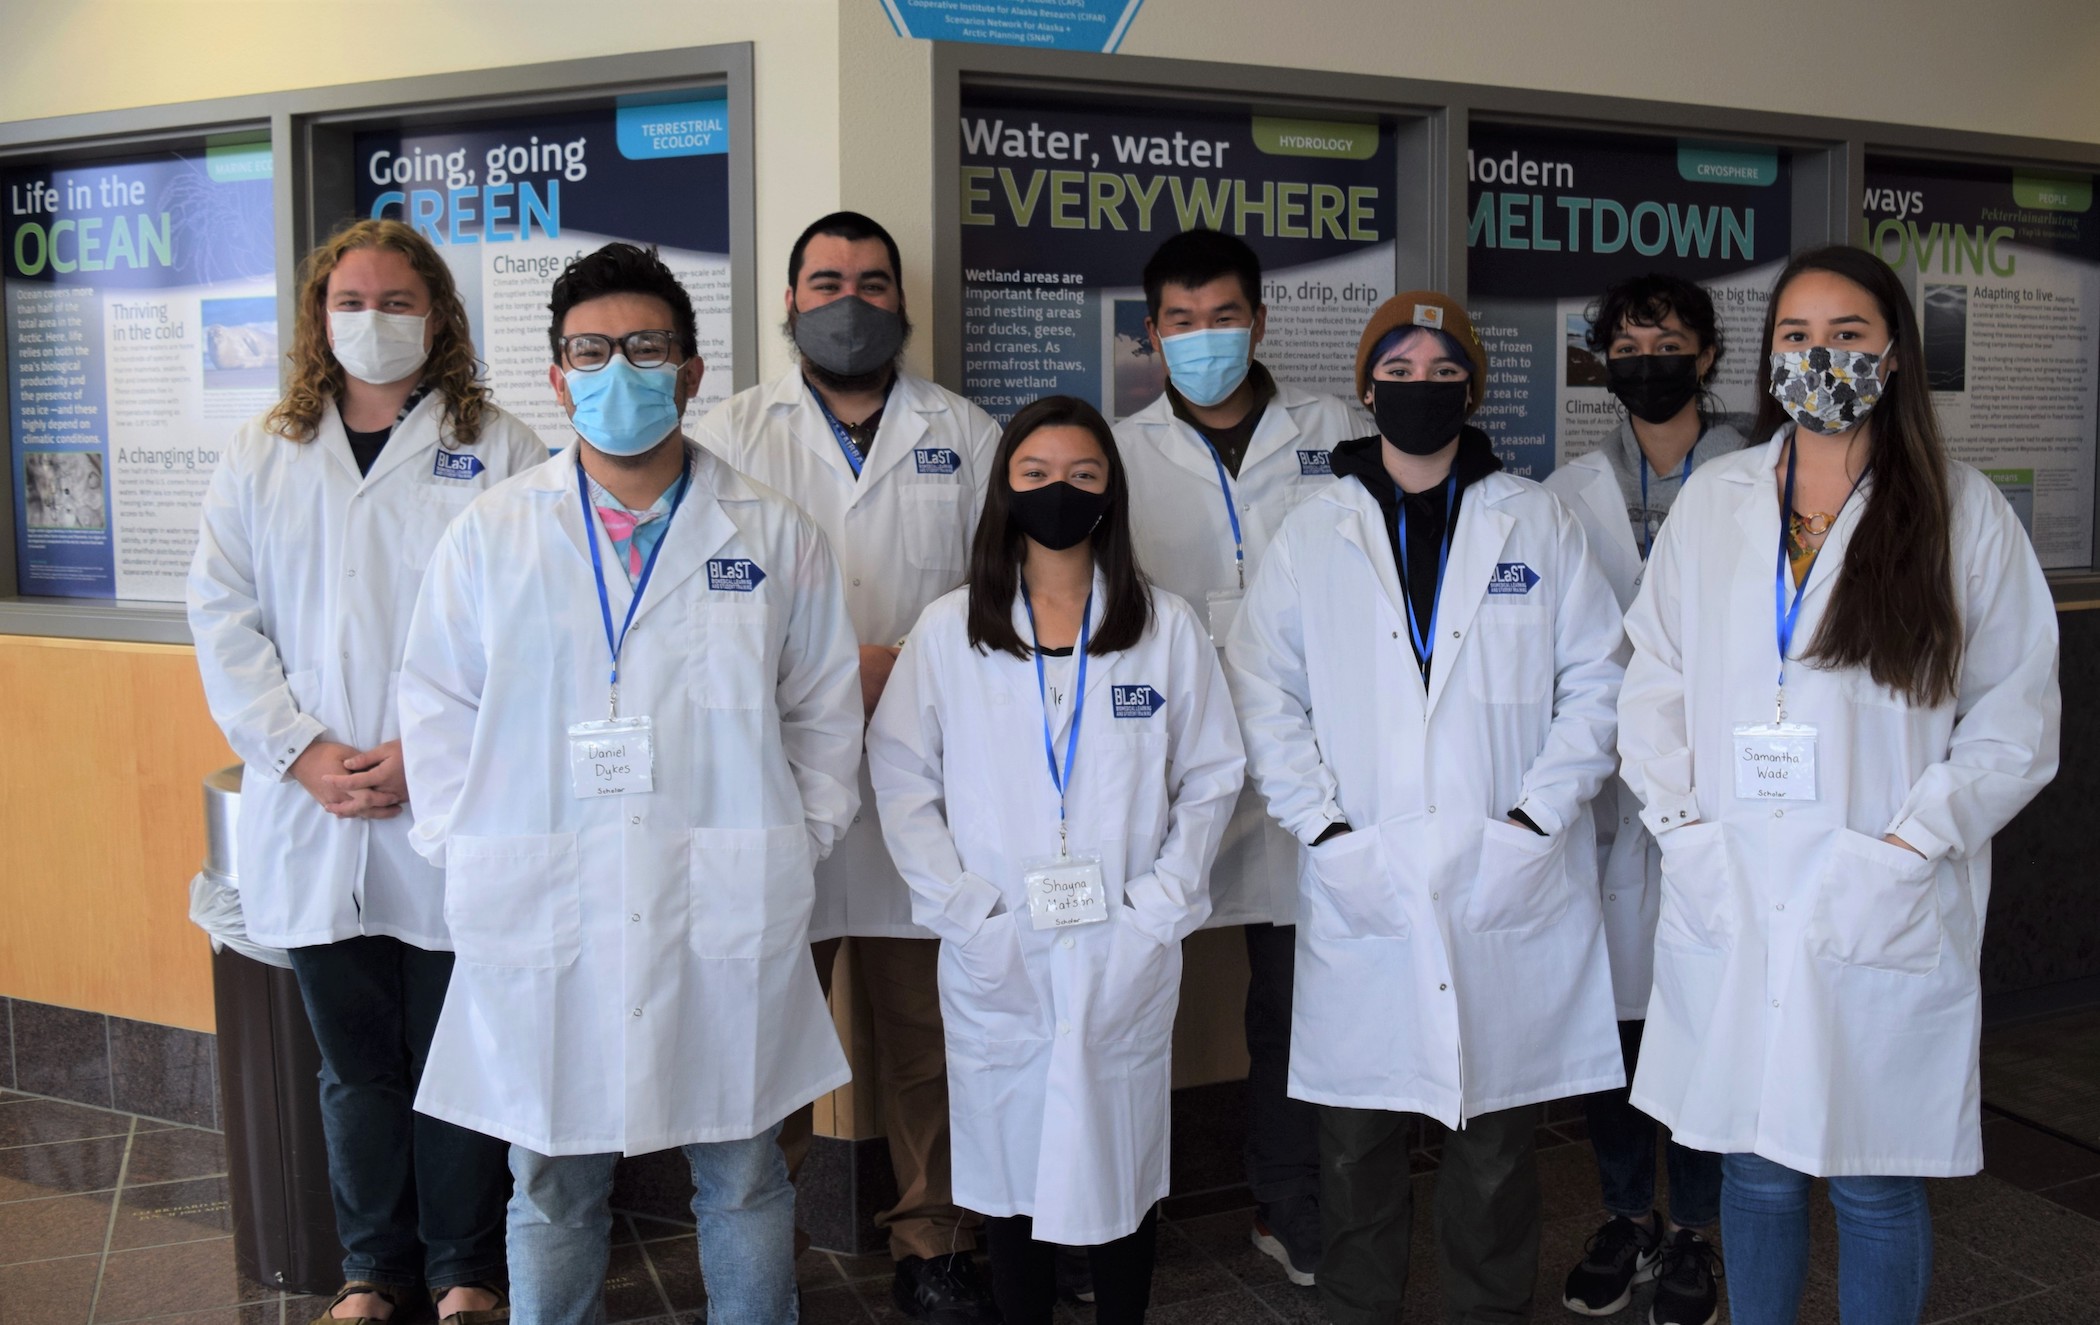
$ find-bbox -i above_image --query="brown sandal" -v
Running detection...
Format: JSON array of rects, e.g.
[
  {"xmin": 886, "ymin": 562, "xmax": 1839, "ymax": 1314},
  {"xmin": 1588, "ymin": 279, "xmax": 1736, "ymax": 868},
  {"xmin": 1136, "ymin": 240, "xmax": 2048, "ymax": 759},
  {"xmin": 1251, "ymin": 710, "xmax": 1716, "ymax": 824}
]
[
  {"xmin": 310, "ymin": 1282, "xmax": 402, "ymax": 1325},
  {"xmin": 432, "ymin": 1282, "xmax": 510, "ymax": 1325}
]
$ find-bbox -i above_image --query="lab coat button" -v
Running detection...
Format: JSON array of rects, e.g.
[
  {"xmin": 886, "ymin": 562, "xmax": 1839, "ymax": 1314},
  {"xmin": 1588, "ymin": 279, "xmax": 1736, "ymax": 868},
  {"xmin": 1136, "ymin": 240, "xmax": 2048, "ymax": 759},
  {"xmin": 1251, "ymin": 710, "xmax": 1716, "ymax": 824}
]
[
  {"xmin": 630, "ymin": 815, "xmax": 641, "ymax": 825},
  {"xmin": 630, "ymin": 913, "xmax": 641, "ymax": 922},
  {"xmin": 1428, "ymin": 805, "xmax": 1436, "ymax": 814},
  {"xmin": 1771, "ymin": 999, "xmax": 1781, "ymax": 1008},
  {"xmin": 852, "ymin": 577, "xmax": 863, "ymax": 587},
  {"xmin": 1774, "ymin": 902, "xmax": 1785, "ymax": 911},
  {"xmin": 346, "ymin": 569, "xmax": 356, "ymax": 578},
  {"xmin": 1773, "ymin": 809, "xmax": 1785, "ymax": 819},
  {"xmin": 853, "ymin": 815, "xmax": 863, "ymax": 824},
  {"xmin": 1450, "ymin": 630, "xmax": 1459, "ymax": 639},
  {"xmin": 1061, "ymin": 936, "xmax": 1075, "ymax": 949},
  {"xmin": 1058, "ymin": 1021, "xmax": 1072, "ymax": 1035},
  {"xmin": 1607, "ymin": 893, "xmax": 1617, "ymax": 902},
  {"xmin": 632, "ymin": 1007, "xmax": 643, "ymax": 1017},
  {"xmin": 1431, "ymin": 891, "xmax": 1440, "ymax": 901},
  {"xmin": 1438, "ymin": 983, "xmax": 1448, "ymax": 991}
]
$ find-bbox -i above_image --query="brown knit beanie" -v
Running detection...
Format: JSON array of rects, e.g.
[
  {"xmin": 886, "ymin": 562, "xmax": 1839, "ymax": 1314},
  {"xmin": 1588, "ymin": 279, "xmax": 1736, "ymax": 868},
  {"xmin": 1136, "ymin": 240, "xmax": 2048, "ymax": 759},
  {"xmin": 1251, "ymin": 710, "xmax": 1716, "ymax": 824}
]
[{"xmin": 1354, "ymin": 291, "xmax": 1490, "ymax": 411}]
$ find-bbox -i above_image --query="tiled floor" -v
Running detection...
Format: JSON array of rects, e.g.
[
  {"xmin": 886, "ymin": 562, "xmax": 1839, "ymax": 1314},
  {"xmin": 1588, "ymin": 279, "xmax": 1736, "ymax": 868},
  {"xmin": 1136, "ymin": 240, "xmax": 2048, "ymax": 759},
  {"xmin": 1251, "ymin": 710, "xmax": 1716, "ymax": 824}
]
[{"xmin": 7, "ymin": 1083, "xmax": 2100, "ymax": 1322}]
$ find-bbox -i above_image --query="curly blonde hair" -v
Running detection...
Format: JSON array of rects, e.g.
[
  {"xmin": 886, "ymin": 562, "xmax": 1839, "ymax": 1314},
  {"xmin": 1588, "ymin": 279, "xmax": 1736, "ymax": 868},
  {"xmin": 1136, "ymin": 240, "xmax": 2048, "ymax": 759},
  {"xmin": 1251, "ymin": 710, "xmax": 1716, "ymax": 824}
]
[{"xmin": 264, "ymin": 218, "xmax": 492, "ymax": 446}]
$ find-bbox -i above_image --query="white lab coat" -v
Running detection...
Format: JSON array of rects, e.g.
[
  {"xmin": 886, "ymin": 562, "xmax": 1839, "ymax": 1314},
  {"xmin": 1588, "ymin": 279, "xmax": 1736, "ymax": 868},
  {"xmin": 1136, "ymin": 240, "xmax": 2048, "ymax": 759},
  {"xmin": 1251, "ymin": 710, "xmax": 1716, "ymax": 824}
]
[
  {"xmin": 1115, "ymin": 382, "xmax": 1367, "ymax": 927},
  {"xmin": 1620, "ymin": 430, "xmax": 2061, "ymax": 1177},
  {"xmin": 187, "ymin": 396, "xmax": 548, "ymax": 950},
  {"xmin": 696, "ymin": 367, "xmax": 999, "ymax": 940},
  {"xmin": 1542, "ymin": 422, "xmax": 1745, "ymax": 1018},
  {"xmin": 1224, "ymin": 463, "xmax": 1627, "ymax": 1125},
  {"xmin": 398, "ymin": 441, "xmax": 862, "ymax": 1156},
  {"xmin": 866, "ymin": 579, "xmax": 1244, "ymax": 1243}
]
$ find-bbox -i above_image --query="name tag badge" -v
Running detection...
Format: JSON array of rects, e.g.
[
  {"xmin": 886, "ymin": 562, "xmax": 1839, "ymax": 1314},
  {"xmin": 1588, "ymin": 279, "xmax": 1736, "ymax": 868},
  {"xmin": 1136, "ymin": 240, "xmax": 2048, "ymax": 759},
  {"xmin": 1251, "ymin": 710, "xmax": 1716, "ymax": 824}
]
[
  {"xmin": 568, "ymin": 716, "xmax": 655, "ymax": 799},
  {"xmin": 1205, "ymin": 588, "xmax": 1244, "ymax": 647},
  {"xmin": 1023, "ymin": 852, "xmax": 1108, "ymax": 930},
  {"xmin": 1733, "ymin": 722, "xmax": 1818, "ymax": 802}
]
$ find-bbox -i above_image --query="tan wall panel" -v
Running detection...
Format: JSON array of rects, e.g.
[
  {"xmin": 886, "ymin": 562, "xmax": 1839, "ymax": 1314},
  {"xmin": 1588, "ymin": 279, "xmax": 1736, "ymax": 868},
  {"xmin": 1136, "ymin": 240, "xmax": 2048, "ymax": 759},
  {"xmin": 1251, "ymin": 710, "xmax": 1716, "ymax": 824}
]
[{"xmin": 0, "ymin": 636, "xmax": 230, "ymax": 1032}]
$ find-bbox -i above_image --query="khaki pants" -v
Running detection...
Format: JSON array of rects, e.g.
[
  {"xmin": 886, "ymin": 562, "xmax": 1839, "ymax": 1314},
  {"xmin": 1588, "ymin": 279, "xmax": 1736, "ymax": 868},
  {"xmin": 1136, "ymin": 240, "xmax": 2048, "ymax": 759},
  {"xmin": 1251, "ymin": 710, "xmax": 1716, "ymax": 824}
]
[
  {"xmin": 780, "ymin": 935, "xmax": 978, "ymax": 1260},
  {"xmin": 1318, "ymin": 1102, "xmax": 1542, "ymax": 1325}
]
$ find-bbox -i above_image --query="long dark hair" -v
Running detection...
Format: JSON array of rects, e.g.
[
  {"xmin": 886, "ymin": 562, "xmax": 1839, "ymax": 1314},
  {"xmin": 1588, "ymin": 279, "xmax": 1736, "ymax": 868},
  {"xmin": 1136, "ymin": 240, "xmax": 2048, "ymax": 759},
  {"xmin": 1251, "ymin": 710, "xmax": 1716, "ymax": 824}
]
[
  {"xmin": 1752, "ymin": 245, "xmax": 1961, "ymax": 707},
  {"xmin": 966, "ymin": 395, "xmax": 1152, "ymax": 659}
]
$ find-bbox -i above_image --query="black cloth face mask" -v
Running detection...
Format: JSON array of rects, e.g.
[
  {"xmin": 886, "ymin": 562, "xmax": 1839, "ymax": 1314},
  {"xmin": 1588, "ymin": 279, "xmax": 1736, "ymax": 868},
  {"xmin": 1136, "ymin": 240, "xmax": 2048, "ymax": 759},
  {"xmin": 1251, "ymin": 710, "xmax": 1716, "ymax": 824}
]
[
  {"xmin": 1606, "ymin": 353, "xmax": 1702, "ymax": 425},
  {"xmin": 1370, "ymin": 380, "xmax": 1470, "ymax": 456},
  {"xmin": 1007, "ymin": 481, "xmax": 1109, "ymax": 551}
]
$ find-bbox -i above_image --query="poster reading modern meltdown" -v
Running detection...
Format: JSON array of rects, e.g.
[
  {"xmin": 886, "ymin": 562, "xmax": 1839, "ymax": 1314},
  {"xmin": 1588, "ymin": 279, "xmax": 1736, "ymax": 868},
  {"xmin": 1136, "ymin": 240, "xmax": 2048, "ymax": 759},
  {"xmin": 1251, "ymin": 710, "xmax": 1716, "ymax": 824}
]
[
  {"xmin": 1863, "ymin": 158, "xmax": 2098, "ymax": 568},
  {"xmin": 356, "ymin": 92, "xmax": 732, "ymax": 445},
  {"xmin": 3, "ymin": 139, "xmax": 276, "ymax": 601},
  {"xmin": 1466, "ymin": 125, "xmax": 1792, "ymax": 479},
  {"xmin": 959, "ymin": 90, "xmax": 1396, "ymax": 423}
]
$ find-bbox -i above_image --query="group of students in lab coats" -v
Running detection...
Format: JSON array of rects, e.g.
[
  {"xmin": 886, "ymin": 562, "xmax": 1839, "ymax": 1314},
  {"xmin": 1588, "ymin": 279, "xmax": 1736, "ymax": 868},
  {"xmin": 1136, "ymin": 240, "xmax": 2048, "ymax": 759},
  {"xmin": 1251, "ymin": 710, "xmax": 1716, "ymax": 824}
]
[{"xmin": 188, "ymin": 211, "xmax": 2059, "ymax": 1325}]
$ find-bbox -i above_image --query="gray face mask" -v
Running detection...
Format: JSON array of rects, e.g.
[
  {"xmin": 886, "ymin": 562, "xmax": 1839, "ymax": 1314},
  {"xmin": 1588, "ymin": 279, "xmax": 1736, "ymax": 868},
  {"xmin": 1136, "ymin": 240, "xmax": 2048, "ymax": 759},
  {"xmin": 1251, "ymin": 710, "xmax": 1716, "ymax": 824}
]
[{"xmin": 793, "ymin": 295, "xmax": 905, "ymax": 377}]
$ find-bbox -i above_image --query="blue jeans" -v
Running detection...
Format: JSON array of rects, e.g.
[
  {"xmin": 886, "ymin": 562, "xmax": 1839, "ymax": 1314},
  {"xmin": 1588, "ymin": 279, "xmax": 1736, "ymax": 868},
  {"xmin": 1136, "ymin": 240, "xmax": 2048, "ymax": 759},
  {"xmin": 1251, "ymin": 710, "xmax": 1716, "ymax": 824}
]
[
  {"xmin": 1720, "ymin": 1152, "xmax": 1931, "ymax": 1325},
  {"xmin": 1584, "ymin": 1019, "xmax": 1722, "ymax": 1227},
  {"xmin": 287, "ymin": 936, "xmax": 510, "ymax": 1292},
  {"xmin": 507, "ymin": 1125, "xmax": 797, "ymax": 1325}
]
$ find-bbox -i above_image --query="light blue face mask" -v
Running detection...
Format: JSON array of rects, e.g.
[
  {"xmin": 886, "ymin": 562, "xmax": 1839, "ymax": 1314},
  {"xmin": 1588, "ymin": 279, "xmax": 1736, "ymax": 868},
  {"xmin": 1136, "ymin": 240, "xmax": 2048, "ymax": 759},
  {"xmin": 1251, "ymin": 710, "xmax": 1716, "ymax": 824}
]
[
  {"xmin": 565, "ymin": 358, "xmax": 683, "ymax": 456},
  {"xmin": 1160, "ymin": 326, "xmax": 1253, "ymax": 407}
]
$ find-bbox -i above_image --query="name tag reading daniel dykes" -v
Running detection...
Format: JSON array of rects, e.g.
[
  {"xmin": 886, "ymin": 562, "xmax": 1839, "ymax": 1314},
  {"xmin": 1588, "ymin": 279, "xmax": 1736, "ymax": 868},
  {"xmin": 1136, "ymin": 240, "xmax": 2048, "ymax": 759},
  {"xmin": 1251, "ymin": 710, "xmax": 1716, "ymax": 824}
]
[
  {"xmin": 568, "ymin": 716, "xmax": 656, "ymax": 798},
  {"xmin": 1733, "ymin": 721, "xmax": 1817, "ymax": 802}
]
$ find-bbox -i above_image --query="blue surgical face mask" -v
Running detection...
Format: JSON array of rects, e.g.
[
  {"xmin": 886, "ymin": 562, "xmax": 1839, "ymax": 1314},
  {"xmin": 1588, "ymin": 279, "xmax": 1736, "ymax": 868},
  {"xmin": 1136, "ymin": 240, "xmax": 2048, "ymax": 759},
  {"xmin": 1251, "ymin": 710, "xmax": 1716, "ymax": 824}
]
[
  {"xmin": 1160, "ymin": 326, "xmax": 1253, "ymax": 407},
  {"xmin": 565, "ymin": 358, "xmax": 683, "ymax": 456}
]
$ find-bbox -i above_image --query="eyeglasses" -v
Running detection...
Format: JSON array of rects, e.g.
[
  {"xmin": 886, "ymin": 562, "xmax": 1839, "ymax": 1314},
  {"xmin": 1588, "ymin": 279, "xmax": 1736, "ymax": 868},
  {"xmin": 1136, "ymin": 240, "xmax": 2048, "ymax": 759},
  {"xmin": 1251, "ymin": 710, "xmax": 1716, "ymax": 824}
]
[{"xmin": 558, "ymin": 330, "xmax": 679, "ymax": 372}]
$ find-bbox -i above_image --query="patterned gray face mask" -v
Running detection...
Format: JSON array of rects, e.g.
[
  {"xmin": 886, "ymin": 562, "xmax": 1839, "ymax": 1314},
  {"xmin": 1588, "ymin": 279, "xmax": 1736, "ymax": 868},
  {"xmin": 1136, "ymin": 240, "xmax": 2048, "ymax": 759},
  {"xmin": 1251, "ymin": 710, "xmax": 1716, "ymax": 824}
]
[{"xmin": 1767, "ymin": 343, "xmax": 1892, "ymax": 435}]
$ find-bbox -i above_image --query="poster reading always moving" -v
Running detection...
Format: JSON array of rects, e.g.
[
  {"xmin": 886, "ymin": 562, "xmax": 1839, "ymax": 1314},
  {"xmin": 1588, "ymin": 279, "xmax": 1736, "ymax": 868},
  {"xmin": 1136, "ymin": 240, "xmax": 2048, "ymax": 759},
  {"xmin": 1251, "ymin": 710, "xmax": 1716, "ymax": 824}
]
[
  {"xmin": 4, "ymin": 141, "xmax": 276, "ymax": 601},
  {"xmin": 356, "ymin": 92, "xmax": 733, "ymax": 446},
  {"xmin": 959, "ymin": 90, "xmax": 1396, "ymax": 423},
  {"xmin": 1863, "ymin": 158, "xmax": 2098, "ymax": 568},
  {"xmin": 1466, "ymin": 124, "xmax": 1792, "ymax": 479}
]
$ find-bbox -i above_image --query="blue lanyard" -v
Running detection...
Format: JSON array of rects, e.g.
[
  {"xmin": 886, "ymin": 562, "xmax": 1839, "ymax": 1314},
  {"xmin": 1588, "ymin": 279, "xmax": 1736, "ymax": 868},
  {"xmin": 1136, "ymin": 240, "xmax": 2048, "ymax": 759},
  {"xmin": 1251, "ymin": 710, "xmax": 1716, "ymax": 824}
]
[
  {"xmin": 1638, "ymin": 442, "xmax": 1695, "ymax": 560},
  {"xmin": 1394, "ymin": 474, "xmax": 1457, "ymax": 682},
  {"xmin": 1020, "ymin": 581, "xmax": 1092, "ymax": 854},
  {"xmin": 808, "ymin": 384, "xmax": 864, "ymax": 476},
  {"xmin": 578, "ymin": 453, "xmax": 690, "ymax": 718},
  {"xmin": 1771, "ymin": 436, "xmax": 1860, "ymax": 722},
  {"xmin": 1198, "ymin": 438, "xmax": 1246, "ymax": 589}
]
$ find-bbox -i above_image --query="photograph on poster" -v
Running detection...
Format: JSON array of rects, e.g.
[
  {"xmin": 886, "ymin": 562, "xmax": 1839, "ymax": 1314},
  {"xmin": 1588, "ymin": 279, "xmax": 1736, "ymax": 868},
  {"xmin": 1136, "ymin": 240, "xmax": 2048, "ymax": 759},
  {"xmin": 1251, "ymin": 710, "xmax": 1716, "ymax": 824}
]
[
  {"xmin": 959, "ymin": 88, "xmax": 1396, "ymax": 422},
  {"xmin": 4, "ymin": 138, "xmax": 275, "ymax": 601},
  {"xmin": 354, "ymin": 91, "xmax": 734, "ymax": 449},
  {"xmin": 1864, "ymin": 156, "xmax": 2098, "ymax": 568},
  {"xmin": 1466, "ymin": 123, "xmax": 1793, "ymax": 480}
]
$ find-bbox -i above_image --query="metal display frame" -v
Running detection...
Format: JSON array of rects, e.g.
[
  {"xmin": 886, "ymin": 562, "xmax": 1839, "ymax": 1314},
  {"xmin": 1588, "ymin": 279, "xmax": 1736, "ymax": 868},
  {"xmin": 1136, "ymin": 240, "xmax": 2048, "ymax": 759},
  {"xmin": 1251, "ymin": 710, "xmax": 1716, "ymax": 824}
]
[
  {"xmin": 930, "ymin": 44, "xmax": 2100, "ymax": 595},
  {"xmin": 0, "ymin": 43, "xmax": 755, "ymax": 643}
]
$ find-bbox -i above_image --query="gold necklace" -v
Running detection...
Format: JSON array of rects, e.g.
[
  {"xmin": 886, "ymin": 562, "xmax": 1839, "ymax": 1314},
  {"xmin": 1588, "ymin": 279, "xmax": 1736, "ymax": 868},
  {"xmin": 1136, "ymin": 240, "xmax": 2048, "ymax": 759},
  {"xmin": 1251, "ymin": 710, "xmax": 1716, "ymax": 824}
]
[{"xmin": 1790, "ymin": 510, "xmax": 1838, "ymax": 537}]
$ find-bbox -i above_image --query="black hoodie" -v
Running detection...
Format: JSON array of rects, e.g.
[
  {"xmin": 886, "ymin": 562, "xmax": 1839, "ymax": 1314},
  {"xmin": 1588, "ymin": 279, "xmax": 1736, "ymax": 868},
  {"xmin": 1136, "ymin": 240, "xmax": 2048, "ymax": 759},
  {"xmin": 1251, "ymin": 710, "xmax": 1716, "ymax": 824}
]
[{"xmin": 1326, "ymin": 424, "xmax": 1504, "ymax": 680}]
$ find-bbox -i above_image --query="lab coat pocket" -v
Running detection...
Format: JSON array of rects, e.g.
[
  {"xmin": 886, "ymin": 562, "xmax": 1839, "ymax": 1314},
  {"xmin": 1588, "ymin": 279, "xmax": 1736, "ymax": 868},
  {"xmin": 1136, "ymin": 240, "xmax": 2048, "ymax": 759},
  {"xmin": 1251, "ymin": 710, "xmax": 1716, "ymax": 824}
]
[
  {"xmin": 901, "ymin": 485, "xmax": 966, "ymax": 571},
  {"xmin": 400, "ymin": 484, "xmax": 476, "ymax": 569},
  {"xmin": 1654, "ymin": 822, "xmax": 1733, "ymax": 951},
  {"xmin": 1469, "ymin": 603, "xmax": 1551, "ymax": 705},
  {"xmin": 944, "ymin": 911, "xmax": 1044, "ymax": 1044},
  {"xmin": 444, "ymin": 833, "xmax": 581, "ymax": 968},
  {"xmin": 1808, "ymin": 830, "xmax": 1942, "ymax": 974},
  {"xmin": 1463, "ymin": 818, "xmax": 1569, "ymax": 934},
  {"xmin": 689, "ymin": 601, "xmax": 772, "ymax": 710},
  {"xmin": 1094, "ymin": 909, "xmax": 1181, "ymax": 1048},
  {"xmin": 1302, "ymin": 828, "xmax": 1407, "ymax": 941},
  {"xmin": 688, "ymin": 823, "xmax": 813, "ymax": 958}
]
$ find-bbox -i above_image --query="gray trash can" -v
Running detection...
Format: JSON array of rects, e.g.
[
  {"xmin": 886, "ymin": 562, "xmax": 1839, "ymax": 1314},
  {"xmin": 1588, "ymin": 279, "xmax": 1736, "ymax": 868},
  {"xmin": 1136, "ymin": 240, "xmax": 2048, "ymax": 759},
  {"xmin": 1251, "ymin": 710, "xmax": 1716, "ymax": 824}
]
[{"xmin": 202, "ymin": 766, "xmax": 346, "ymax": 1294}]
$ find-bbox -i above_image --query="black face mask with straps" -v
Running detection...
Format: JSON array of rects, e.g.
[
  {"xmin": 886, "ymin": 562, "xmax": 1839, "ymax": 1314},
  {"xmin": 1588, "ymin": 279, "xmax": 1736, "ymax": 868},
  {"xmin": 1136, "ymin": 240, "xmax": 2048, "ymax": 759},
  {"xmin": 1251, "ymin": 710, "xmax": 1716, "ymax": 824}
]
[{"xmin": 1007, "ymin": 481, "xmax": 1109, "ymax": 551}]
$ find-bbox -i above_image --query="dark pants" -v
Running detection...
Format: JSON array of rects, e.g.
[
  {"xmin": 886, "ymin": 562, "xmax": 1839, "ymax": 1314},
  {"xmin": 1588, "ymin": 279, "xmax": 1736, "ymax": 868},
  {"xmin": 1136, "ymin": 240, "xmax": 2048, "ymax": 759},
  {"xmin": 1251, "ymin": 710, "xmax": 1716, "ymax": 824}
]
[
  {"xmin": 1319, "ymin": 1103, "xmax": 1541, "ymax": 1325},
  {"xmin": 1583, "ymin": 1018, "xmax": 1723, "ymax": 1228},
  {"xmin": 984, "ymin": 1208, "xmax": 1159, "ymax": 1325},
  {"xmin": 1243, "ymin": 922, "xmax": 1320, "ymax": 1205},
  {"xmin": 287, "ymin": 935, "xmax": 511, "ymax": 1292}
]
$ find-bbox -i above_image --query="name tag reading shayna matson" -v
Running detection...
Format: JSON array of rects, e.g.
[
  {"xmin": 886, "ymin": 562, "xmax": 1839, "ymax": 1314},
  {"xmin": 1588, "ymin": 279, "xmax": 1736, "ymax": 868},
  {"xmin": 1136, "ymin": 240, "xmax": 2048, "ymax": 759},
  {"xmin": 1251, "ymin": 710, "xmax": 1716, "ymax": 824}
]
[
  {"xmin": 1112, "ymin": 684, "xmax": 1163, "ymax": 719},
  {"xmin": 1488, "ymin": 562, "xmax": 1540, "ymax": 595},
  {"xmin": 432, "ymin": 450, "xmax": 485, "ymax": 480},
  {"xmin": 706, "ymin": 558, "xmax": 766, "ymax": 592}
]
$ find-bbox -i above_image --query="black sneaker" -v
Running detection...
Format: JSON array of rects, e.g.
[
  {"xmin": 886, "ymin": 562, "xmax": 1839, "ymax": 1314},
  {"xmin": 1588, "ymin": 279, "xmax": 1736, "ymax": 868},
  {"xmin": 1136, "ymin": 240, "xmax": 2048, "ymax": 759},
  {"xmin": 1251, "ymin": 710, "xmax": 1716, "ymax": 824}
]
[
  {"xmin": 1562, "ymin": 1213, "xmax": 1661, "ymax": 1315},
  {"xmin": 1250, "ymin": 1196, "xmax": 1321, "ymax": 1287},
  {"xmin": 891, "ymin": 1252, "xmax": 1000, "ymax": 1324},
  {"xmin": 1054, "ymin": 1244, "xmax": 1094, "ymax": 1304},
  {"xmin": 1650, "ymin": 1227, "xmax": 1721, "ymax": 1325}
]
